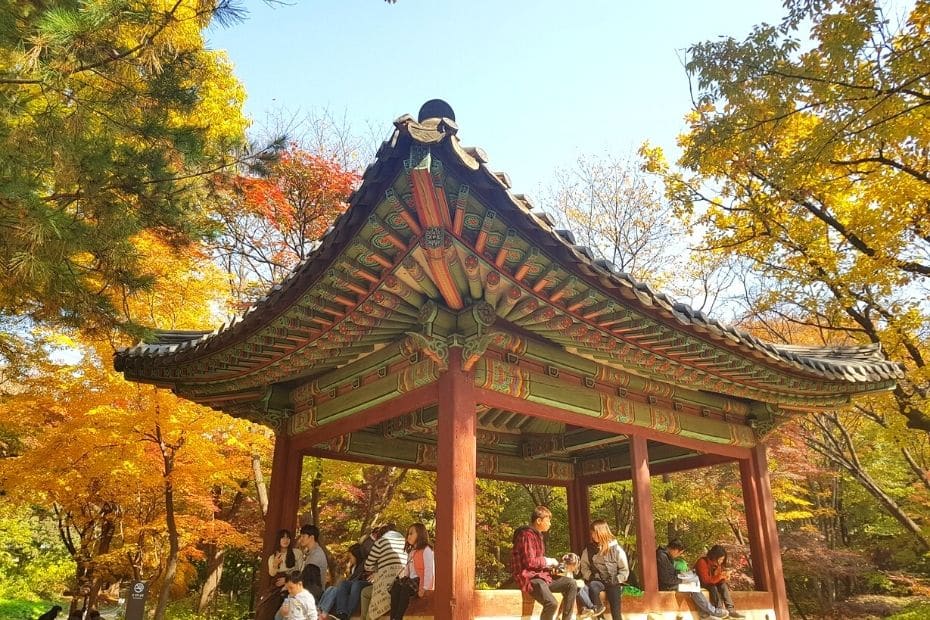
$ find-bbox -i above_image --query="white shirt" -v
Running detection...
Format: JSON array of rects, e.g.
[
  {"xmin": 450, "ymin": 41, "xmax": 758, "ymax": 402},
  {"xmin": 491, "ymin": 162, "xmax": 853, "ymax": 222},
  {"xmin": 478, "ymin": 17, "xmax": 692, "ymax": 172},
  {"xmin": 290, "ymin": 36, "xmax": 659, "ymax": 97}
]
[{"xmin": 284, "ymin": 588, "xmax": 318, "ymax": 620}]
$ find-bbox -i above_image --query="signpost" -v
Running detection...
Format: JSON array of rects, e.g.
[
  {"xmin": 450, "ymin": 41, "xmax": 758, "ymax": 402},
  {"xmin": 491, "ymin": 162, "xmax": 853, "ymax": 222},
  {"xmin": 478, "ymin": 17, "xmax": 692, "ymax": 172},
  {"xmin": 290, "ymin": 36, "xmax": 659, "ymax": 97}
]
[{"xmin": 125, "ymin": 581, "xmax": 149, "ymax": 620}]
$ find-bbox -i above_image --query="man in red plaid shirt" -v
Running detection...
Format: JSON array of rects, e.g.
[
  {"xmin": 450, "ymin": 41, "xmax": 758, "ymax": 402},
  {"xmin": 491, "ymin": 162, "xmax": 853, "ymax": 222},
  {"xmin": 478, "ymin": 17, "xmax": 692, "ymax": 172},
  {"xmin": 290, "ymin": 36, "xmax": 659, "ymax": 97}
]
[{"xmin": 511, "ymin": 506, "xmax": 578, "ymax": 620}]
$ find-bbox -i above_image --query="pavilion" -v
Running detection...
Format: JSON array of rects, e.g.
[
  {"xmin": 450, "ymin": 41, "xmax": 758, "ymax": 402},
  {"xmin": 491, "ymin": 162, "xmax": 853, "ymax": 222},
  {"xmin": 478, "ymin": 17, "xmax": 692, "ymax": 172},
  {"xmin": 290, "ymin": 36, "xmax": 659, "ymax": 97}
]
[{"xmin": 115, "ymin": 100, "xmax": 902, "ymax": 620}]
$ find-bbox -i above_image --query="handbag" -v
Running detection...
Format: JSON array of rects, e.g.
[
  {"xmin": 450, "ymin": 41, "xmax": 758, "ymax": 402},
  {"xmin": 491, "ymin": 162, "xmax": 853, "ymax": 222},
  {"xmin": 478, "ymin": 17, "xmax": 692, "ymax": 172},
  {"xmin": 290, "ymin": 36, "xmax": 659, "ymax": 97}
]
[{"xmin": 395, "ymin": 575, "xmax": 420, "ymax": 595}]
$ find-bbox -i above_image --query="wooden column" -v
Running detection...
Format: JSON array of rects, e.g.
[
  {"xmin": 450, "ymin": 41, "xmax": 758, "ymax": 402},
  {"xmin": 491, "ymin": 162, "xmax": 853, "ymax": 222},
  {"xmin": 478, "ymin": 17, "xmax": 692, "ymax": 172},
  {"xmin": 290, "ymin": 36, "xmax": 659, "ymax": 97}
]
[
  {"xmin": 567, "ymin": 477, "xmax": 591, "ymax": 554},
  {"xmin": 751, "ymin": 443, "xmax": 790, "ymax": 620},
  {"xmin": 435, "ymin": 350, "xmax": 477, "ymax": 620},
  {"xmin": 739, "ymin": 457, "xmax": 769, "ymax": 590},
  {"xmin": 630, "ymin": 436, "xmax": 658, "ymax": 595},
  {"xmin": 256, "ymin": 432, "xmax": 303, "ymax": 620}
]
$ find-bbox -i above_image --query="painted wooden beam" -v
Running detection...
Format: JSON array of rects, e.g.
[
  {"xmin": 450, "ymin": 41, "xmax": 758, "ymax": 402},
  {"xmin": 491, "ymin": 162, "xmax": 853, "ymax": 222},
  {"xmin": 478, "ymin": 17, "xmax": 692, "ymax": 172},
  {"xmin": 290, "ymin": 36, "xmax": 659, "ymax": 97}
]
[
  {"xmin": 473, "ymin": 359, "xmax": 753, "ymax": 458},
  {"xmin": 257, "ymin": 433, "xmax": 303, "ymax": 620},
  {"xmin": 740, "ymin": 457, "xmax": 769, "ymax": 590},
  {"xmin": 579, "ymin": 453, "xmax": 737, "ymax": 486},
  {"xmin": 289, "ymin": 382, "xmax": 439, "ymax": 451},
  {"xmin": 567, "ymin": 478, "xmax": 591, "ymax": 555},
  {"xmin": 630, "ymin": 436, "xmax": 658, "ymax": 594},
  {"xmin": 750, "ymin": 443, "xmax": 790, "ymax": 619},
  {"xmin": 435, "ymin": 349, "xmax": 477, "ymax": 620}
]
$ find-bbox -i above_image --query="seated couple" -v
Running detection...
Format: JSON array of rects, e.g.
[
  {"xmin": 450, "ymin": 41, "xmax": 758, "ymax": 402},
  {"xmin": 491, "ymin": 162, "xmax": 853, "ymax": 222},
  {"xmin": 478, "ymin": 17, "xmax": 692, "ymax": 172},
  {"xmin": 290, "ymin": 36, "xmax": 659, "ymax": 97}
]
[{"xmin": 657, "ymin": 540, "xmax": 746, "ymax": 620}]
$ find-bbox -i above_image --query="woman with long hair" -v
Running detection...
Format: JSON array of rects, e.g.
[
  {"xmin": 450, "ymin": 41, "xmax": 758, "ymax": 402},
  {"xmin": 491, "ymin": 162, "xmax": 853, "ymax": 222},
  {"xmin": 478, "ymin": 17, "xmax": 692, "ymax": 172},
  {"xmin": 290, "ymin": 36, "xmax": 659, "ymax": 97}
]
[
  {"xmin": 388, "ymin": 523, "xmax": 434, "ymax": 620},
  {"xmin": 695, "ymin": 545, "xmax": 745, "ymax": 618},
  {"xmin": 577, "ymin": 520, "xmax": 629, "ymax": 620},
  {"xmin": 268, "ymin": 529, "xmax": 301, "ymax": 620}
]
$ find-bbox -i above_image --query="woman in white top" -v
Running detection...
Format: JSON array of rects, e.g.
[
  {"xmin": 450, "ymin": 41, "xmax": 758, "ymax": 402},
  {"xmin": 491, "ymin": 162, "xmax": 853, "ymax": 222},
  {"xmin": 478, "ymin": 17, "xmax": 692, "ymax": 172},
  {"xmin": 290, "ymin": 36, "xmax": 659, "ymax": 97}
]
[
  {"xmin": 388, "ymin": 523, "xmax": 434, "ymax": 620},
  {"xmin": 268, "ymin": 528, "xmax": 301, "ymax": 620}
]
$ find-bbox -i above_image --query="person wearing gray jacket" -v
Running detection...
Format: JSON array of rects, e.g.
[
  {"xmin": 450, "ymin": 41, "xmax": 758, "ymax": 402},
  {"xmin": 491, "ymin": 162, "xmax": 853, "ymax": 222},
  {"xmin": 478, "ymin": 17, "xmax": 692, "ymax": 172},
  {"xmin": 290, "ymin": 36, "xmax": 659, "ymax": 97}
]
[{"xmin": 577, "ymin": 520, "xmax": 630, "ymax": 620}]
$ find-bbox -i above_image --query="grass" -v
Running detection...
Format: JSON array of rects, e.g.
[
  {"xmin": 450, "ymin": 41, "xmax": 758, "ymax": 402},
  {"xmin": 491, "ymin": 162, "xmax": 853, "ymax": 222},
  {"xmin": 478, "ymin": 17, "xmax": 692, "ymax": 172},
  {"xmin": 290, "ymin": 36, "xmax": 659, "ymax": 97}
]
[
  {"xmin": 887, "ymin": 600, "xmax": 930, "ymax": 619},
  {"xmin": 0, "ymin": 598, "xmax": 63, "ymax": 620}
]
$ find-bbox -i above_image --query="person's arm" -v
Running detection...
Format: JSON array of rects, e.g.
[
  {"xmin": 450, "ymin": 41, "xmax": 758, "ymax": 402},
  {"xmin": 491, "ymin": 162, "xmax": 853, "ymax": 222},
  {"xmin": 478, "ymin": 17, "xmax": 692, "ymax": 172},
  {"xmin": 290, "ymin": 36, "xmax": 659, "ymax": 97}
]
[
  {"xmin": 614, "ymin": 546, "xmax": 630, "ymax": 584},
  {"xmin": 268, "ymin": 553, "xmax": 279, "ymax": 577},
  {"xmin": 695, "ymin": 557, "xmax": 721, "ymax": 585},
  {"xmin": 364, "ymin": 541, "xmax": 381, "ymax": 573},
  {"xmin": 656, "ymin": 550, "xmax": 677, "ymax": 590},
  {"xmin": 313, "ymin": 549, "xmax": 328, "ymax": 585},
  {"xmin": 578, "ymin": 549, "xmax": 592, "ymax": 582},
  {"xmin": 421, "ymin": 547, "xmax": 435, "ymax": 593},
  {"xmin": 515, "ymin": 530, "xmax": 549, "ymax": 571}
]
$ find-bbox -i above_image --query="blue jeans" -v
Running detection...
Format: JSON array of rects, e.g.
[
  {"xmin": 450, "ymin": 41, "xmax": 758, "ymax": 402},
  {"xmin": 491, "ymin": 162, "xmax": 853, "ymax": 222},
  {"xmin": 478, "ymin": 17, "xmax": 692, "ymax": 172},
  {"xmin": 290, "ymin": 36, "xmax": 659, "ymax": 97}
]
[
  {"xmin": 577, "ymin": 580, "xmax": 622, "ymax": 620},
  {"xmin": 690, "ymin": 590, "xmax": 728, "ymax": 617},
  {"xmin": 333, "ymin": 578, "xmax": 370, "ymax": 617},
  {"xmin": 318, "ymin": 585, "xmax": 338, "ymax": 613}
]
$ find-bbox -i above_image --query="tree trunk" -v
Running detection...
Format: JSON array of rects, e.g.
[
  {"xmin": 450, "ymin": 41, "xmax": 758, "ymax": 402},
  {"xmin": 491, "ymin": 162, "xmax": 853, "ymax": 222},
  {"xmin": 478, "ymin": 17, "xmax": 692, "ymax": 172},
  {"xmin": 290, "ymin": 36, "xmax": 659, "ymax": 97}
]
[
  {"xmin": 662, "ymin": 474, "xmax": 676, "ymax": 542},
  {"xmin": 253, "ymin": 452, "xmax": 269, "ymax": 517},
  {"xmin": 805, "ymin": 414, "xmax": 930, "ymax": 552},
  {"xmin": 152, "ymin": 424, "xmax": 184, "ymax": 620},
  {"xmin": 197, "ymin": 544, "xmax": 227, "ymax": 612},
  {"xmin": 358, "ymin": 467, "xmax": 409, "ymax": 537}
]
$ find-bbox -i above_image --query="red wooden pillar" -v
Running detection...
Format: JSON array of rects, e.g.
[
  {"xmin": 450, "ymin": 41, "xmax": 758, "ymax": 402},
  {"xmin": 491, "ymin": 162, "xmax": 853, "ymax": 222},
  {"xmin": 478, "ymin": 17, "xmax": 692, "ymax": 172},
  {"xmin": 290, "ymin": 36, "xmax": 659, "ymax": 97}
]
[
  {"xmin": 739, "ymin": 457, "xmax": 769, "ymax": 590},
  {"xmin": 435, "ymin": 350, "xmax": 477, "ymax": 620},
  {"xmin": 567, "ymin": 477, "xmax": 591, "ymax": 554},
  {"xmin": 257, "ymin": 432, "xmax": 303, "ymax": 620},
  {"xmin": 751, "ymin": 443, "xmax": 790, "ymax": 619},
  {"xmin": 630, "ymin": 436, "xmax": 658, "ymax": 595}
]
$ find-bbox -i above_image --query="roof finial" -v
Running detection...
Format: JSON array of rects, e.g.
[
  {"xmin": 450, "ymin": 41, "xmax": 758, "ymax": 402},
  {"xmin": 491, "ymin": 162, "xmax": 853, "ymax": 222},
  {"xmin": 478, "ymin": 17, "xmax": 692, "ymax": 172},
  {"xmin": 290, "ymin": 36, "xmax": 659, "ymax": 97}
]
[{"xmin": 418, "ymin": 99, "xmax": 455, "ymax": 122}]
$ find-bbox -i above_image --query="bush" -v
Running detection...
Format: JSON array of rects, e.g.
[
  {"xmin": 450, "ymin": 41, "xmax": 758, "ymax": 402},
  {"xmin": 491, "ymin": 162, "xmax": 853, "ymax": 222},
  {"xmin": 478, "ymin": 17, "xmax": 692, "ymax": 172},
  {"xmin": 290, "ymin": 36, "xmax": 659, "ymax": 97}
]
[{"xmin": 164, "ymin": 594, "xmax": 252, "ymax": 620}]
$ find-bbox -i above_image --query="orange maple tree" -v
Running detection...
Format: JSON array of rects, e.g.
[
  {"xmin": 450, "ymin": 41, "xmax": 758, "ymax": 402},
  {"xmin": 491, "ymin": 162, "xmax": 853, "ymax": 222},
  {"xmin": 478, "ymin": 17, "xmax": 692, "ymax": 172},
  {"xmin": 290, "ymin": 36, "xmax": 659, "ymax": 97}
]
[
  {"xmin": 212, "ymin": 144, "xmax": 358, "ymax": 302},
  {"xmin": 0, "ymin": 235, "xmax": 271, "ymax": 615}
]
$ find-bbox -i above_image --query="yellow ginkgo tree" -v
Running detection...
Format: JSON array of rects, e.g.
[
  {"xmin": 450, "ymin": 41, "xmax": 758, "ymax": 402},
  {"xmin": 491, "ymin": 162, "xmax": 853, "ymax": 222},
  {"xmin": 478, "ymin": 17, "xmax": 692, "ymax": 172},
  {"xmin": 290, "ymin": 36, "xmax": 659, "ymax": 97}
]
[
  {"xmin": 0, "ymin": 235, "xmax": 270, "ymax": 616},
  {"xmin": 652, "ymin": 0, "xmax": 930, "ymax": 434}
]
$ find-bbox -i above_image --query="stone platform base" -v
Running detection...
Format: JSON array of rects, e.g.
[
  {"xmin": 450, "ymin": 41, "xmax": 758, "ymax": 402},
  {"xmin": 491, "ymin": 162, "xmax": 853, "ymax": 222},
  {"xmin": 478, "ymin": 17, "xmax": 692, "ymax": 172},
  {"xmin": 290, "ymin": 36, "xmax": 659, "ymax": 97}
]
[{"xmin": 348, "ymin": 590, "xmax": 776, "ymax": 619}]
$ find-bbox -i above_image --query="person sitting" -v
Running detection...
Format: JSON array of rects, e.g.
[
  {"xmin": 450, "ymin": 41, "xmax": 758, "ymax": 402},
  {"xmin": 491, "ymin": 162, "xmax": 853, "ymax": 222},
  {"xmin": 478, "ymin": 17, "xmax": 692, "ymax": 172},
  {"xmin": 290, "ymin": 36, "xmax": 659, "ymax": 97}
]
[
  {"xmin": 657, "ymin": 539, "xmax": 729, "ymax": 620},
  {"xmin": 297, "ymin": 524, "xmax": 328, "ymax": 602},
  {"xmin": 695, "ymin": 545, "xmax": 745, "ymax": 619},
  {"xmin": 511, "ymin": 505, "xmax": 578, "ymax": 620},
  {"xmin": 280, "ymin": 570, "xmax": 319, "ymax": 620},
  {"xmin": 318, "ymin": 543, "xmax": 366, "ymax": 619},
  {"xmin": 388, "ymin": 523, "xmax": 435, "ymax": 620},
  {"xmin": 577, "ymin": 519, "xmax": 629, "ymax": 620},
  {"xmin": 269, "ymin": 529, "xmax": 301, "ymax": 620},
  {"xmin": 359, "ymin": 523, "xmax": 407, "ymax": 620}
]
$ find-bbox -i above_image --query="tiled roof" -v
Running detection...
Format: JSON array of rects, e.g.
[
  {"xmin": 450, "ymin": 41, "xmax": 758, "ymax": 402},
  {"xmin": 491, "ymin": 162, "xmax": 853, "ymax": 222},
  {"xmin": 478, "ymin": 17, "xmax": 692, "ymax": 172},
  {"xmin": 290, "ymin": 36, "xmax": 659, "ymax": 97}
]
[{"xmin": 115, "ymin": 102, "xmax": 903, "ymax": 390}]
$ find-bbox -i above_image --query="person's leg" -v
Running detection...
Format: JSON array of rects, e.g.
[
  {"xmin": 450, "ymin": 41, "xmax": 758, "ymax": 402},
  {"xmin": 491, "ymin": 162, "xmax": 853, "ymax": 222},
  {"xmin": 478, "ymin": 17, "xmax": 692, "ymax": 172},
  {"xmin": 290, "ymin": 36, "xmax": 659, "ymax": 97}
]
[
  {"xmin": 577, "ymin": 582, "xmax": 595, "ymax": 609},
  {"xmin": 586, "ymin": 580, "xmax": 605, "ymax": 611},
  {"xmin": 318, "ymin": 586, "xmax": 338, "ymax": 613},
  {"xmin": 719, "ymin": 581, "xmax": 736, "ymax": 609},
  {"xmin": 359, "ymin": 585, "xmax": 372, "ymax": 620},
  {"xmin": 547, "ymin": 575, "xmax": 579, "ymax": 620},
  {"xmin": 345, "ymin": 580, "xmax": 369, "ymax": 617},
  {"xmin": 332, "ymin": 580, "xmax": 351, "ymax": 616},
  {"xmin": 529, "ymin": 578, "xmax": 560, "ymax": 620},
  {"xmin": 705, "ymin": 583, "xmax": 721, "ymax": 608},
  {"xmin": 690, "ymin": 591, "xmax": 727, "ymax": 617},
  {"xmin": 604, "ymin": 583, "xmax": 622, "ymax": 620},
  {"xmin": 718, "ymin": 581, "xmax": 744, "ymax": 617},
  {"xmin": 389, "ymin": 581, "xmax": 413, "ymax": 620}
]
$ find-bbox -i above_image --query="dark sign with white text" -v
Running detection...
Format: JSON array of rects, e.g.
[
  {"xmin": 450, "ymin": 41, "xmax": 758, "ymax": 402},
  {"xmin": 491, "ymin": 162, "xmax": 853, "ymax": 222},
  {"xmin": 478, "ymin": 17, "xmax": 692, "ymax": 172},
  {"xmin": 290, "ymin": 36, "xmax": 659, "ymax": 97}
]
[{"xmin": 125, "ymin": 581, "xmax": 149, "ymax": 620}]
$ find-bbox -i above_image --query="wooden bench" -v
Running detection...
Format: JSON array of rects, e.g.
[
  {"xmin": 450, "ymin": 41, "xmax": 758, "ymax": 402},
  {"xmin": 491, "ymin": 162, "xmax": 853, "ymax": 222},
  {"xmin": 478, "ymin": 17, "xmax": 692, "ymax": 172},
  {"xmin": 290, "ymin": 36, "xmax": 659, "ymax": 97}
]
[{"xmin": 350, "ymin": 589, "xmax": 777, "ymax": 619}]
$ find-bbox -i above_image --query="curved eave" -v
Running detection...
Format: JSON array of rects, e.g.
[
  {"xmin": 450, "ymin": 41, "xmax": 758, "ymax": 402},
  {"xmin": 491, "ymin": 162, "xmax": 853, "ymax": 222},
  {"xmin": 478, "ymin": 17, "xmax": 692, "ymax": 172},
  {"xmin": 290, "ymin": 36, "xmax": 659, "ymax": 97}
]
[{"xmin": 113, "ymin": 111, "xmax": 903, "ymax": 403}]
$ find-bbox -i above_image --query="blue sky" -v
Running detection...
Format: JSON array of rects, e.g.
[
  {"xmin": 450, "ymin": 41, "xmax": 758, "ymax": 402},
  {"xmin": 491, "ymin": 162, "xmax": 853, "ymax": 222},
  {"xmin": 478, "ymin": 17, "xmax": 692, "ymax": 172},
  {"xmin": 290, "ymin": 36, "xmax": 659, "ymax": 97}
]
[{"xmin": 207, "ymin": 0, "xmax": 786, "ymax": 196}]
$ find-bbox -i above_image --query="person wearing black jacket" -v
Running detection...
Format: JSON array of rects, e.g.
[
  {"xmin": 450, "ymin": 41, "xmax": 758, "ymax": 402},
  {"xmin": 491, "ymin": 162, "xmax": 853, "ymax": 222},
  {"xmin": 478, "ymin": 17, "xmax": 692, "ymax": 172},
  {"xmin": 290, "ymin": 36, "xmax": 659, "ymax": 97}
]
[{"xmin": 656, "ymin": 540, "xmax": 729, "ymax": 620}]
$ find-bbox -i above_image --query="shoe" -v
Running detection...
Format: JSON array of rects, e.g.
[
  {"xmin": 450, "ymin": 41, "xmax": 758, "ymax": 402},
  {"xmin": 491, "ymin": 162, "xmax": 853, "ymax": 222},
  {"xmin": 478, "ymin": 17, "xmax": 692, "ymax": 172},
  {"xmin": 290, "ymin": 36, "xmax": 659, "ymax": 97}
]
[
  {"xmin": 699, "ymin": 615, "xmax": 725, "ymax": 620},
  {"xmin": 577, "ymin": 609, "xmax": 595, "ymax": 619},
  {"xmin": 727, "ymin": 612, "xmax": 745, "ymax": 619},
  {"xmin": 592, "ymin": 604, "xmax": 606, "ymax": 616}
]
